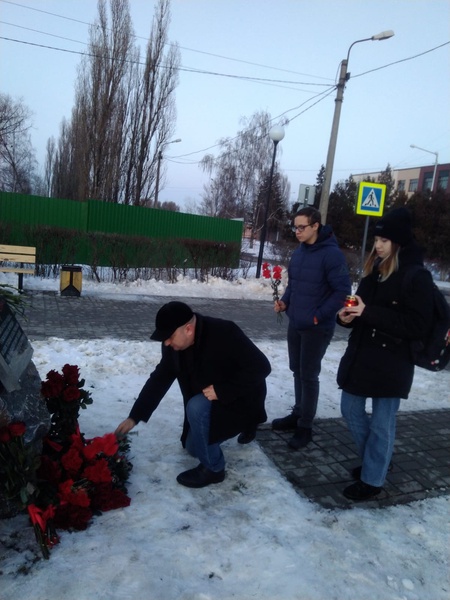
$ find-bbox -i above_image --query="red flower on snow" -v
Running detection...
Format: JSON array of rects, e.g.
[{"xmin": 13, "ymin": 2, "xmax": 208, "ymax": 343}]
[
  {"xmin": 83, "ymin": 433, "xmax": 118, "ymax": 460},
  {"xmin": 82, "ymin": 458, "xmax": 112, "ymax": 484},
  {"xmin": 58, "ymin": 479, "xmax": 91, "ymax": 508},
  {"xmin": 61, "ymin": 447, "xmax": 83, "ymax": 475}
]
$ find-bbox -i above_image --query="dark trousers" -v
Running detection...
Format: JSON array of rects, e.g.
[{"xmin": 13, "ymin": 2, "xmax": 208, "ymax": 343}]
[{"xmin": 287, "ymin": 324, "xmax": 333, "ymax": 429}]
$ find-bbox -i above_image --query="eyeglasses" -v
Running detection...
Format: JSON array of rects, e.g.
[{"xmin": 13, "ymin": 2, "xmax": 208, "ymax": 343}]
[{"xmin": 292, "ymin": 224, "xmax": 312, "ymax": 232}]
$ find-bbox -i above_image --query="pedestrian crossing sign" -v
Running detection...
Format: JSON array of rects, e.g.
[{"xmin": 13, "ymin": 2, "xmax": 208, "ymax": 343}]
[{"xmin": 356, "ymin": 182, "xmax": 386, "ymax": 216}]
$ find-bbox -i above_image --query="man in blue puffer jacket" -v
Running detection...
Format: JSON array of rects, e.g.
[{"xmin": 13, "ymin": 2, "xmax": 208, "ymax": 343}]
[{"xmin": 272, "ymin": 207, "xmax": 351, "ymax": 449}]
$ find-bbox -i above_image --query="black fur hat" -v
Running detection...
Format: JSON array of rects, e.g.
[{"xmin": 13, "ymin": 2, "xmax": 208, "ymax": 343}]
[{"xmin": 374, "ymin": 207, "xmax": 413, "ymax": 246}]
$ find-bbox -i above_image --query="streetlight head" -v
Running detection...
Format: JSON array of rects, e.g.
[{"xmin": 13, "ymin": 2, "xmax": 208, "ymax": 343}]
[
  {"xmin": 371, "ymin": 30, "xmax": 395, "ymax": 41},
  {"xmin": 269, "ymin": 125, "xmax": 285, "ymax": 143},
  {"xmin": 171, "ymin": 138, "xmax": 182, "ymax": 143},
  {"xmin": 410, "ymin": 144, "xmax": 416, "ymax": 149}
]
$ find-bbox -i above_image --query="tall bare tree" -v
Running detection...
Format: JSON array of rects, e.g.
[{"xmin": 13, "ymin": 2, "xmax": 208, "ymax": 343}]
[
  {"xmin": 49, "ymin": 0, "xmax": 179, "ymax": 205},
  {"xmin": 0, "ymin": 93, "xmax": 38, "ymax": 193},
  {"xmin": 124, "ymin": 0, "xmax": 179, "ymax": 205}
]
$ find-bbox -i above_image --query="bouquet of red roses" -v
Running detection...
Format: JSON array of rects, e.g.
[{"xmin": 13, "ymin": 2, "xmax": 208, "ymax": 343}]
[
  {"xmin": 0, "ymin": 365, "xmax": 133, "ymax": 560},
  {"xmin": 38, "ymin": 366, "xmax": 133, "ymax": 540},
  {"xmin": 262, "ymin": 262, "xmax": 284, "ymax": 324}
]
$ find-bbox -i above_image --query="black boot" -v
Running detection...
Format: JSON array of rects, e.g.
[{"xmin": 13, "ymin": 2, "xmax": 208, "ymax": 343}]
[
  {"xmin": 343, "ymin": 480, "xmax": 382, "ymax": 501},
  {"xmin": 176, "ymin": 464, "xmax": 225, "ymax": 488},
  {"xmin": 287, "ymin": 427, "xmax": 312, "ymax": 450},
  {"xmin": 237, "ymin": 427, "xmax": 257, "ymax": 444},
  {"xmin": 272, "ymin": 413, "xmax": 298, "ymax": 431}
]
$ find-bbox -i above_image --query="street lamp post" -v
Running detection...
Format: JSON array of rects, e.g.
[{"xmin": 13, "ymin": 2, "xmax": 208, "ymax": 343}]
[
  {"xmin": 410, "ymin": 144, "xmax": 439, "ymax": 193},
  {"xmin": 256, "ymin": 125, "xmax": 285, "ymax": 278},
  {"xmin": 319, "ymin": 30, "xmax": 395, "ymax": 224},
  {"xmin": 154, "ymin": 138, "xmax": 182, "ymax": 207}
]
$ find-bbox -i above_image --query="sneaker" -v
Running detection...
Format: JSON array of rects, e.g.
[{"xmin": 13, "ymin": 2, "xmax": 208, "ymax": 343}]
[
  {"xmin": 272, "ymin": 413, "xmax": 298, "ymax": 431},
  {"xmin": 351, "ymin": 462, "xmax": 393, "ymax": 481},
  {"xmin": 287, "ymin": 427, "xmax": 312, "ymax": 450},
  {"xmin": 343, "ymin": 480, "xmax": 382, "ymax": 501}
]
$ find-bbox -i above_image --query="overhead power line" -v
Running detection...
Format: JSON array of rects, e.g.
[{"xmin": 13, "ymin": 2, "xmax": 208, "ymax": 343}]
[
  {"xmin": 0, "ymin": 35, "xmax": 333, "ymax": 88},
  {"xmin": 0, "ymin": 0, "xmax": 332, "ymax": 81},
  {"xmin": 352, "ymin": 40, "xmax": 450, "ymax": 78}
]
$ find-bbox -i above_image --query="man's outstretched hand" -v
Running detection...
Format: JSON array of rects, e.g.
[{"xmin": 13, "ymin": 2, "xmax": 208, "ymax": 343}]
[{"xmin": 115, "ymin": 417, "xmax": 136, "ymax": 438}]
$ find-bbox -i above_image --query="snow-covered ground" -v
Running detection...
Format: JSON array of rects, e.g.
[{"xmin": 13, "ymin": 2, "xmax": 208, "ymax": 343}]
[{"xmin": 0, "ymin": 255, "xmax": 449, "ymax": 600}]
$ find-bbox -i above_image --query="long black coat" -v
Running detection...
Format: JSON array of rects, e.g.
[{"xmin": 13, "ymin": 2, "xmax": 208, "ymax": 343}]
[
  {"xmin": 129, "ymin": 313, "xmax": 271, "ymax": 444},
  {"xmin": 337, "ymin": 242, "xmax": 434, "ymax": 399}
]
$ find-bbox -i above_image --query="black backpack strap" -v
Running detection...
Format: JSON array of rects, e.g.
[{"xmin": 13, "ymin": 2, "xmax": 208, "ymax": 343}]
[{"xmin": 401, "ymin": 265, "xmax": 427, "ymax": 298}]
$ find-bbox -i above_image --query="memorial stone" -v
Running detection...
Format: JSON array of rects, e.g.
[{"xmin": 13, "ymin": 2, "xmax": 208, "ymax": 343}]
[{"xmin": 0, "ymin": 295, "xmax": 50, "ymax": 518}]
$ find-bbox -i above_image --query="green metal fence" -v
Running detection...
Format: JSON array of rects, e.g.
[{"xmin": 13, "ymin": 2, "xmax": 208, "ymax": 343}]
[{"xmin": 0, "ymin": 192, "xmax": 243, "ymax": 268}]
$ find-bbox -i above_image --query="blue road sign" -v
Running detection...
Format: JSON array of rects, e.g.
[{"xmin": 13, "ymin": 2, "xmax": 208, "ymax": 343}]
[{"xmin": 356, "ymin": 182, "xmax": 386, "ymax": 216}]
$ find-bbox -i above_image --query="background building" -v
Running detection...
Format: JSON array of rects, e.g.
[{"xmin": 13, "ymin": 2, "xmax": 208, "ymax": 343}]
[{"xmin": 353, "ymin": 163, "xmax": 450, "ymax": 198}]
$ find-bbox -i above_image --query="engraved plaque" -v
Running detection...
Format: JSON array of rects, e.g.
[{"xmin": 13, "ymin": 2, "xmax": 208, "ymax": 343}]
[{"xmin": 0, "ymin": 298, "xmax": 33, "ymax": 392}]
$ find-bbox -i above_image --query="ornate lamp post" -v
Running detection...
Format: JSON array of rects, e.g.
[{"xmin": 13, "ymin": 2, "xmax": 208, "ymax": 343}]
[{"xmin": 256, "ymin": 125, "xmax": 285, "ymax": 278}]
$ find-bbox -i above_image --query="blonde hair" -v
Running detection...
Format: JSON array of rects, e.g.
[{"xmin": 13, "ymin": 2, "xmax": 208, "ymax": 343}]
[{"xmin": 363, "ymin": 241, "xmax": 400, "ymax": 281}]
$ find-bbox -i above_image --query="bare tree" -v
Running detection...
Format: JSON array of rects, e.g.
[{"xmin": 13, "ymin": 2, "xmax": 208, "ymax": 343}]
[
  {"xmin": 72, "ymin": 0, "xmax": 135, "ymax": 202},
  {"xmin": 0, "ymin": 93, "xmax": 38, "ymax": 193},
  {"xmin": 44, "ymin": 136, "xmax": 56, "ymax": 196},
  {"xmin": 123, "ymin": 0, "xmax": 179, "ymax": 205},
  {"xmin": 200, "ymin": 111, "xmax": 288, "ymax": 242}
]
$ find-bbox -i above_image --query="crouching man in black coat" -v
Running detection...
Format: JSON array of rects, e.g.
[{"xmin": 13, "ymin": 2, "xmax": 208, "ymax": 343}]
[{"xmin": 115, "ymin": 301, "xmax": 271, "ymax": 488}]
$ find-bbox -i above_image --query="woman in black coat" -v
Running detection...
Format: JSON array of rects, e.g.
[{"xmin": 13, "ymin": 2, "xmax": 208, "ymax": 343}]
[{"xmin": 336, "ymin": 208, "xmax": 434, "ymax": 501}]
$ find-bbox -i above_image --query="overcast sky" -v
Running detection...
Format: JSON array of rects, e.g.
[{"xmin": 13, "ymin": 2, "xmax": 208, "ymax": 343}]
[{"xmin": 1, "ymin": 0, "xmax": 449, "ymax": 209}]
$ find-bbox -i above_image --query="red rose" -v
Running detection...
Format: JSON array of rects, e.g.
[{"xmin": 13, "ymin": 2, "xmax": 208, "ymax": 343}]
[
  {"xmin": 69, "ymin": 430, "xmax": 85, "ymax": 451},
  {"xmin": 8, "ymin": 422, "xmax": 26, "ymax": 437},
  {"xmin": 62, "ymin": 364, "xmax": 80, "ymax": 386},
  {"xmin": 82, "ymin": 458, "xmax": 112, "ymax": 483},
  {"xmin": 46, "ymin": 369, "xmax": 64, "ymax": 382},
  {"xmin": 93, "ymin": 485, "xmax": 131, "ymax": 512},
  {"xmin": 273, "ymin": 265, "xmax": 283, "ymax": 280},
  {"xmin": 58, "ymin": 479, "xmax": 91, "ymax": 507},
  {"xmin": 54, "ymin": 503, "xmax": 92, "ymax": 531},
  {"xmin": 108, "ymin": 488, "xmax": 131, "ymax": 510},
  {"xmin": 83, "ymin": 433, "xmax": 118, "ymax": 460},
  {"xmin": 63, "ymin": 386, "xmax": 81, "ymax": 402},
  {"xmin": 41, "ymin": 379, "xmax": 65, "ymax": 399},
  {"xmin": 61, "ymin": 447, "xmax": 83, "ymax": 475}
]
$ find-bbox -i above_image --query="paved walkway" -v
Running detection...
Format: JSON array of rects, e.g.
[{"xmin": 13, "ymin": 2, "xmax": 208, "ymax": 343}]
[{"xmin": 17, "ymin": 289, "xmax": 450, "ymax": 510}]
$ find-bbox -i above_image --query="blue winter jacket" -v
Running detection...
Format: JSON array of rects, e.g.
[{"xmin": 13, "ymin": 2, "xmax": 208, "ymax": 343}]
[{"xmin": 281, "ymin": 224, "xmax": 351, "ymax": 331}]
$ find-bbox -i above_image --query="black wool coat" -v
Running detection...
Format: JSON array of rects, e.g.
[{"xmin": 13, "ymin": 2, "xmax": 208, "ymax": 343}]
[
  {"xmin": 129, "ymin": 313, "xmax": 271, "ymax": 444},
  {"xmin": 337, "ymin": 242, "xmax": 434, "ymax": 399}
]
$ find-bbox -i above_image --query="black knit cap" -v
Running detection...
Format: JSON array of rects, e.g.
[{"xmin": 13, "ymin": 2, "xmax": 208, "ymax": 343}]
[
  {"xmin": 374, "ymin": 207, "xmax": 413, "ymax": 247},
  {"xmin": 150, "ymin": 301, "xmax": 194, "ymax": 341}
]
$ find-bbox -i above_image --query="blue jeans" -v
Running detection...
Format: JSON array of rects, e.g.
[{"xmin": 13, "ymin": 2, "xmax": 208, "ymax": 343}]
[
  {"xmin": 341, "ymin": 391, "xmax": 400, "ymax": 487},
  {"xmin": 287, "ymin": 324, "xmax": 333, "ymax": 429},
  {"xmin": 185, "ymin": 393, "xmax": 225, "ymax": 472}
]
